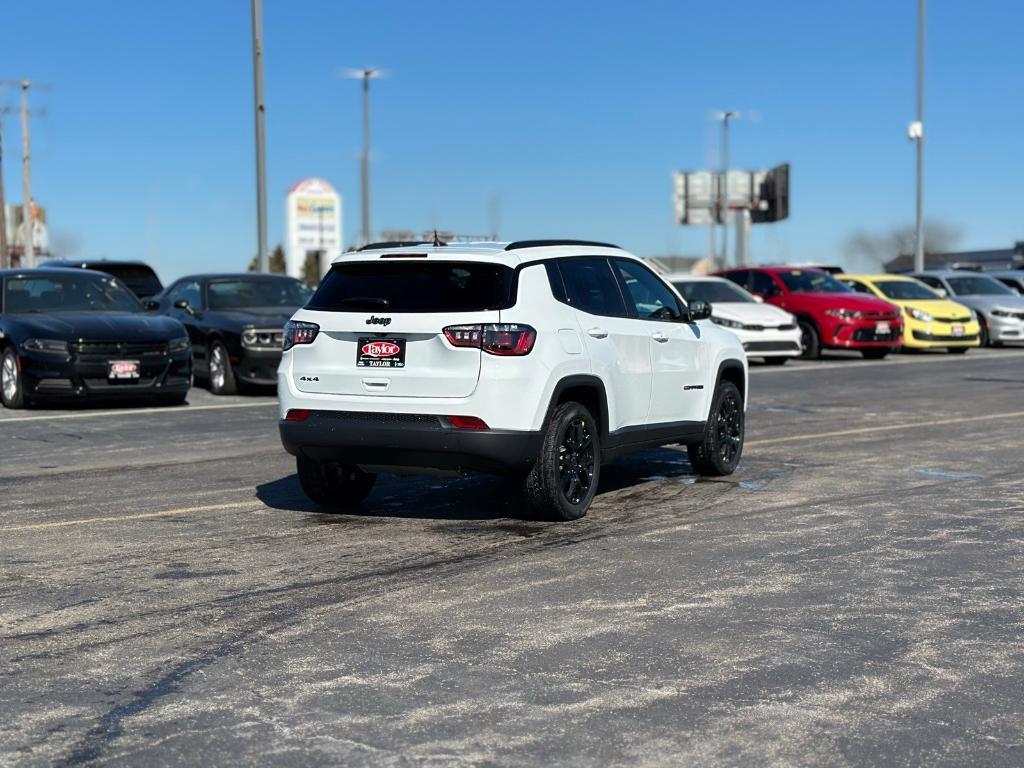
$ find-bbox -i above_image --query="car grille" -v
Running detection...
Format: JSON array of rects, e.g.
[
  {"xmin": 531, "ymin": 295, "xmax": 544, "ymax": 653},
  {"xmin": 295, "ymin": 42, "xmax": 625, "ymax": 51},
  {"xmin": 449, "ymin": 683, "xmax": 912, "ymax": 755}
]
[
  {"xmin": 743, "ymin": 341, "xmax": 801, "ymax": 352},
  {"xmin": 71, "ymin": 341, "xmax": 168, "ymax": 358},
  {"xmin": 858, "ymin": 311, "xmax": 900, "ymax": 320},
  {"xmin": 931, "ymin": 315, "xmax": 972, "ymax": 323},
  {"xmin": 852, "ymin": 328, "xmax": 901, "ymax": 342},
  {"xmin": 912, "ymin": 330, "xmax": 980, "ymax": 342}
]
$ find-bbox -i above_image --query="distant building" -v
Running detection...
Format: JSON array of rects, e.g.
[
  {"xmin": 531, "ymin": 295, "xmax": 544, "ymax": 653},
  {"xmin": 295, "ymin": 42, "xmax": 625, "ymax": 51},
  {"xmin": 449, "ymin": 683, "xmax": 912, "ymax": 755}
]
[
  {"xmin": 886, "ymin": 241, "xmax": 1024, "ymax": 273},
  {"xmin": 644, "ymin": 255, "xmax": 705, "ymax": 275}
]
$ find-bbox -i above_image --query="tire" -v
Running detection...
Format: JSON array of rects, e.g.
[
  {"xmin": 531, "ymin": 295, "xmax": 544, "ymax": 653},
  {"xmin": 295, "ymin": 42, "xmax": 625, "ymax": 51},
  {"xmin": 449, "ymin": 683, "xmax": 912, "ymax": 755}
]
[
  {"xmin": 798, "ymin": 319, "xmax": 821, "ymax": 359},
  {"xmin": 948, "ymin": 347, "xmax": 969, "ymax": 354},
  {"xmin": 978, "ymin": 316, "xmax": 990, "ymax": 347},
  {"xmin": 296, "ymin": 457, "xmax": 377, "ymax": 511},
  {"xmin": 687, "ymin": 379, "xmax": 744, "ymax": 477},
  {"xmin": 207, "ymin": 340, "xmax": 238, "ymax": 395},
  {"xmin": 523, "ymin": 401, "xmax": 600, "ymax": 522},
  {"xmin": 861, "ymin": 348, "xmax": 890, "ymax": 360},
  {"xmin": 1, "ymin": 347, "xmax": 25, "ymax": 409},
  {"xmin": 762, "ymin": 356, "xmax": 788, "ymax": 366}
]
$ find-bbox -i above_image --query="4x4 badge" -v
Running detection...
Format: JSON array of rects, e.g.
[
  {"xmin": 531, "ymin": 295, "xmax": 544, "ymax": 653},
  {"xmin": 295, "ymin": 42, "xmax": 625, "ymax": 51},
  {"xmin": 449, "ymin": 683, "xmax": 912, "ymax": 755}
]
[{"xmin": 366, "ymin": 316, "xmax": 392, "ymax": 326}]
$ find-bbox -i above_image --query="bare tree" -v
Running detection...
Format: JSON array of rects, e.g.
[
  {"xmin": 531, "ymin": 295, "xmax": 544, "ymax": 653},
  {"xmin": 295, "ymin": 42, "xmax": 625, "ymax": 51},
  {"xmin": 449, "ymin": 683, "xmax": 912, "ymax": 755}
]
[{"xmin": 843, "ymin": 221, "xmax": 962, "ymax": 271}]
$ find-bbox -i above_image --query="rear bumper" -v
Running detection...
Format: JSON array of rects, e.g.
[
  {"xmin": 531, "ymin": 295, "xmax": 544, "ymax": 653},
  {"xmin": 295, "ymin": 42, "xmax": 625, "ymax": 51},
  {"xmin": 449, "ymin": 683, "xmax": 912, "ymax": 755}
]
[{"xmin": 279, "ymin": 410, "xmax": 542, "ymax": 475}]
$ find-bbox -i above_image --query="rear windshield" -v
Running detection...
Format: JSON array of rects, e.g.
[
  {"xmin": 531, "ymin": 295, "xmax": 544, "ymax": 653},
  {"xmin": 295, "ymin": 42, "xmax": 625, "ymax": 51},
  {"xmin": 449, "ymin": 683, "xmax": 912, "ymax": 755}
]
[
  {"xmin": 94, "ymin": 265, "xmax": 163, "ymax": 298},
  {"xmin": 308, "ymin": 261, "xmax": 515, "ymax": 313}
]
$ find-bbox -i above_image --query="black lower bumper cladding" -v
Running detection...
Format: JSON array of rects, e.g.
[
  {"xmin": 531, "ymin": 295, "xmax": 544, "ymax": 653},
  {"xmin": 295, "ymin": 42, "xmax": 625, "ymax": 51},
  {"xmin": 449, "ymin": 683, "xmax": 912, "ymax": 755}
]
[{"xmin": 279, "ymin": 410, "xmax": 542, "ymax": 475}]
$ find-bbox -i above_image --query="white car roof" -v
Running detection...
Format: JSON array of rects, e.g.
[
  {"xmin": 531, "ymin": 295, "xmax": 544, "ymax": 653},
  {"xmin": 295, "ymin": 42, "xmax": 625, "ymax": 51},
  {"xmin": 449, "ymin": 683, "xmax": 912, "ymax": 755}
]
[{"xmin": 331, "ymin": 240, "xmax": 634, "ymax": 268}]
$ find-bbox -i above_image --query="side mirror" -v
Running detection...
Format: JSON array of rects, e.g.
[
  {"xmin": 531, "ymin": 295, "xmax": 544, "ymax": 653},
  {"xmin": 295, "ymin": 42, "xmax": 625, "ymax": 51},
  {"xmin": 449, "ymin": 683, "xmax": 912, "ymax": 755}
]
[
  {"xmin": 173, "ymin": 299, "xmax": 196, "ymax": 316},
  {"xmin": 935, "ymin": 288, "xmax": 948, "ymax": 297},
  {"xmin": 142, "ymin": 299, "xmax": 160, "ymax": 311},
  {"xmin": 688, "ymin": 300, "xmax": 713, "ymax": 322}
]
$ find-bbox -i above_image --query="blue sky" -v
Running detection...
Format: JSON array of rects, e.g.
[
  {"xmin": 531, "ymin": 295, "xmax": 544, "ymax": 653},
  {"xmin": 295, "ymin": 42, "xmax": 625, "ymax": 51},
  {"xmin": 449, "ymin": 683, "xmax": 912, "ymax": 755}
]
[{"xmin": 2, "ymin": 0, "xmax": 1022, "ymax": 282}]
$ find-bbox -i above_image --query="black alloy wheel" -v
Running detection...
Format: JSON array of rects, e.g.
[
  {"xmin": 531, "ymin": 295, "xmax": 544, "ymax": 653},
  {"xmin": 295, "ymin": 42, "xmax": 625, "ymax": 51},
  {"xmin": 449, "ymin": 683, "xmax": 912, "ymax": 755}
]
[
  {"xmin": 687, "ymin": 379, "xmax": 744, "ymax": 477},
  {"xmin": 524, "ymin": 401, "xmax": 601, "ymax": 521},
  {"xmin": 798, "ymin": 319, "xmax": 821, "ymax": 359}
]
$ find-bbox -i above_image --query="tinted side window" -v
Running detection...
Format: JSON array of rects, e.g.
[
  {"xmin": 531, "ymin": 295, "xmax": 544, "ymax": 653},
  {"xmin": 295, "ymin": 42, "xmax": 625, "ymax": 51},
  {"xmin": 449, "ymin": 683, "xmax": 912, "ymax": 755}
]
[
  {"xmin": 168, "ymin": 280, "xmax": 202, "ymax": 309},
  {"xmin": 558, "ymin": 258, "xmax": 628, "ymax": 317},
  {"xmin": 614, "ymin": 259, "xmax": 683, "ymax": 321},
  {"xmin": 749, "ymin": 271, "xmax": 781, "ymax": 296},
  {"xmin": 720, "ymin": 270, "xmax": 747, "ymax": 290}
]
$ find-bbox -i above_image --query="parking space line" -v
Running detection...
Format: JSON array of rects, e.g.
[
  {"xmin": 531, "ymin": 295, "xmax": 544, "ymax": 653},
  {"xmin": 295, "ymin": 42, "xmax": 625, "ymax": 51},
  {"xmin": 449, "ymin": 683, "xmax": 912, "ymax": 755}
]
[
  {"xmin": 0, "ymin": 401, "xmax": 277, "ymax": 424},
  {"xmin": 747, "ymin": 409, "xmax": 1024, "ymax": 447},
  {"xmin": 1, "ymin": 500, "xmax": 258, "ymax": 533},
  {"xmin": 751, "ymin": 350, "xmax": 1024, "ymax": 374}
]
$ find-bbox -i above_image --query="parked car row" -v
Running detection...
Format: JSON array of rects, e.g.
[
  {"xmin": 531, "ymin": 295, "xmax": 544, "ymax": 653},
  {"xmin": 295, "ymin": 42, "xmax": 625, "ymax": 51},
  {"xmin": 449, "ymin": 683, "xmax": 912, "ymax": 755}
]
[{"xmin": 0, "ymin": 263, "xmax": 310, "ymax": 408}]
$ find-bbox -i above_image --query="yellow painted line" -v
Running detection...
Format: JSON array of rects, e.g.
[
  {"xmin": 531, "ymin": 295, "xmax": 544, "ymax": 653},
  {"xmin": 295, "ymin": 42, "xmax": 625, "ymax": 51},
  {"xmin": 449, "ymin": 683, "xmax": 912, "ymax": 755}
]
[
  {"xmin": 748, "ymin": 410, "xmax": 1024, "ymax": 447},
  {"xmin": 1, "ymin": 500, "xmax": 256, "ymax": 533},
  {"xmin": 751, "ymin": 349, "xmax": 1024, "ymax": 374},
  {"xmin": 0, "ymin": 400, "xmax": 277, "ymax": 425}
]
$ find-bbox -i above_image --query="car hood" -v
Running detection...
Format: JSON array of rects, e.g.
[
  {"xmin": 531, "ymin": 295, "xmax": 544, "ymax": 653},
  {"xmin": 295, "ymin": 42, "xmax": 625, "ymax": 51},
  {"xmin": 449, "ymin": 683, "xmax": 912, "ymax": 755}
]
[
  {"xmin": 208, "ymin": 307, "xmax": 300, "ymax": 328},
  {"xmin": 786, "ymin": 292, "xmax": 898, "ymax": 312},
  {"xmin": 950, "ymin": 294, "xmax": 1024, "ymax": 313},
  {"xmin": 13, "ymin": 312, "xmax": 186, "ymax": 342},
  {"xmin": 711, "ymin": 302, "xmax": 795, "ymax": 325},
  {"xmin": 887, "ymin": 298, "xmax": 972, "ymax": 316}
]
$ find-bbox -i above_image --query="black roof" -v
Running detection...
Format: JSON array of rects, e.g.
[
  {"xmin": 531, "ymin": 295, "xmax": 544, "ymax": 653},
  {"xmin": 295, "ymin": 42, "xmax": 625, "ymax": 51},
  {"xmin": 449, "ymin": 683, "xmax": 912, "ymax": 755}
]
[
  {"xmin": 504, "ymin": 239, "xmax": 620, "ymax": 251},
  {"xmin": 41, "ymin": 259, "xmax": 155, "ymax": 269}
]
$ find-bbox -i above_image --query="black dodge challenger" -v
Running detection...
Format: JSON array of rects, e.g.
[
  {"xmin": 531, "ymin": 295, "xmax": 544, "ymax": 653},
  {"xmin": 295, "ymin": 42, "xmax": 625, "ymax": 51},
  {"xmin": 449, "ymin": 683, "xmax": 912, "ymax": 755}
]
[
  {"xmin": 0, "ymin": 268, "xmax": 192, "ymax": 409},
  {"xmin": 149, "ymin": 273, "xmax": 312, "ymax": 395}
]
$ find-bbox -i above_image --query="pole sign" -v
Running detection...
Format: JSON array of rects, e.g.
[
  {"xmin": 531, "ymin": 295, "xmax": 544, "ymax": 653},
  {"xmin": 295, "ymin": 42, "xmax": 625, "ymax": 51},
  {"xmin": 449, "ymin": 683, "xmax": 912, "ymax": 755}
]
[{"xmin": 285, "ymin": 178, "xmax": 343, "ymax": 280}]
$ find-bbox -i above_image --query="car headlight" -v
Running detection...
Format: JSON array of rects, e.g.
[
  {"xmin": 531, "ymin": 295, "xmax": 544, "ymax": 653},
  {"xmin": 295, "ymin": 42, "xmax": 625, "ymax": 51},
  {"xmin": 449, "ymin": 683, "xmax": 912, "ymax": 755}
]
[
  {"xmin": 282, "ymin": 320, "xmax": 319, "ymax": 351},
  {"xmin": 23, "ymin": 338, "xmax": 69, "ymax": 355},
  {"xmin": 711, "ymin": 316, "xmax": 743, "ymax": 329},
  {"xmin": 168, "ymin": 336, "xmax": 190, "ymax": 354},
  {"xmin": 991, "ymin": 309, "xmax": 1012, "ymax": 317},
  {"xmin": 905, "ymin": 307, "xmax": 933, "ymax": 322},
  {"xmin": 242, "ymin": 327, "xmax": 284, "ymax": 349},
  {"xmin": 824, "ymin": 309, "xmax": 864, "ymax": 319}
]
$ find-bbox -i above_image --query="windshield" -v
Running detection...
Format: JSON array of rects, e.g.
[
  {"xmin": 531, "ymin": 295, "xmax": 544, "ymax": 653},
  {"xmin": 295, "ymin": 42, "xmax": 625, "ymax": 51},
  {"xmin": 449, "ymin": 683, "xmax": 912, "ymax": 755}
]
[
  {"xmin": 308, "ymin": 261, "xmax": 515, "ymax": 312},
  {"xmin": 946, "ymin": 275, "xmax": 1015, "ymax": 297},
  {"xmin": 3, "ymin": 273, "xmax": 143, "ymax": 313},
  {"xmin": 207, "ymin": 278, "xmax": 313, "ymax": 310},
  {"xmin": 673, "ymin": 280, "xmax": 754, "ymax": 304},
  {"xmin": 874, "ymin": 280, "xmax": 941, "ymax": 301},
  {"xmin": 778, "ymin": 270, "xmax": 853, "ymax": 294}
]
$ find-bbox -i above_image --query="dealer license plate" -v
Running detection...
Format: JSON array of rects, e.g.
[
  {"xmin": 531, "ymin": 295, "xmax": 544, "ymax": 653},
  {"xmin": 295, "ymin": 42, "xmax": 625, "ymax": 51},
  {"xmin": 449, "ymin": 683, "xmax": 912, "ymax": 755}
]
[
  {"xmin": 952, "ymin": 325, "xmax": 965, "ymax": 337},
  {"xmin": 875, "ymin": 321, "xmax": 891, "ymax": 335},
  {"xmin": 356, "ymin": 338, "xmax": 406, "ymax": 368},
  {"xmin": 108, "ymin": 360, "xmax": 140, "ymax": 380}
]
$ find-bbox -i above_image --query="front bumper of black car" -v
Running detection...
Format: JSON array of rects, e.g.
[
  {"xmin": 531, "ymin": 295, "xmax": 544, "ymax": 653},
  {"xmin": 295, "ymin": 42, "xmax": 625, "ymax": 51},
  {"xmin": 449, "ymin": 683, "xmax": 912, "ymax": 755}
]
[
  {"xmin": 279, "ymin": 410, "xmax": 542, "ymax": 475},
  {"xmin": 232, "ymin": 347, "xmax": 282, "ymax": 386},
  {"xmin": 19, "ymin": 348, "xmax": 191, "ymax": 400}
]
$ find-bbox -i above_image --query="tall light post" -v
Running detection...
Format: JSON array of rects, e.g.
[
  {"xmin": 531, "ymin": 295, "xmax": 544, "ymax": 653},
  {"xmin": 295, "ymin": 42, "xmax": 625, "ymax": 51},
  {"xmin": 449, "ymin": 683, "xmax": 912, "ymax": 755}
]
[
  {"xmin": 716, "ymin": 111, "xmax": 739, "ymax": 268},
  {"xmin": 912, "ymin": 0, "xmax": 926, "ymax": 272},
  {"xmin": 251, "ymin": 0, "xmax": 269, "ymax": 273},
  {"xmin": 346, "ymin": 68, "xmax": 382, "ymax": 246}
]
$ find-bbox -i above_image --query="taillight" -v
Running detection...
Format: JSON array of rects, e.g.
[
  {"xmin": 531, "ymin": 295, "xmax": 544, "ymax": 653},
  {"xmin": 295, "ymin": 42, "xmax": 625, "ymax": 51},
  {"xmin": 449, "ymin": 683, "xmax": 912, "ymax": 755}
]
[
  {"xmin": 443, "ymin": 324, "xmax": 536, "ymax": 356},
  {"xmin": 285, "ymin": 408, "xmax": 311, "ymax": 421},
  {"xmin": 448, "ymin": 415, "xmax": 489, "ymax": 430},
  {"xmin": 282, "ymin": 320, "xmax": 319, "ymax": 351}
]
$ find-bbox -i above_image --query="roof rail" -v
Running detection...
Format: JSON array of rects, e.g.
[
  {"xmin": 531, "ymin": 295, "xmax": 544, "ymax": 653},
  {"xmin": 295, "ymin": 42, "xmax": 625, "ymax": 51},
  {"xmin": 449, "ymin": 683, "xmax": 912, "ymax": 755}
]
[
  {"xmin": 357, "ymin": 240, "xmax": 444, "ymax": 251},
  {"xmin": 504, "ymin": 239, "xmax": 620, "ymax": 251}
]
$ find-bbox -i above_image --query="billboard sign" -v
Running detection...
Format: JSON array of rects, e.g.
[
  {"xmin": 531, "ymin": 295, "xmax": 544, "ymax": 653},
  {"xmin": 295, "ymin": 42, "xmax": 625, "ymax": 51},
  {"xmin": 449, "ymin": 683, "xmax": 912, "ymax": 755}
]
[{"xmin": 285, "ymin": 178, "xmax": 343, "ymax": 280}]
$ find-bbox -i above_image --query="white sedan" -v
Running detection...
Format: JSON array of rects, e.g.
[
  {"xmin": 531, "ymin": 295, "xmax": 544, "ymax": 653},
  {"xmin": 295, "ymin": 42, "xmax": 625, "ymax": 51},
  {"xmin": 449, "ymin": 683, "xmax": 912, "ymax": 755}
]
[{"xmin": 667, "ymin": 275, "xmax": 803, "ymax": 365}]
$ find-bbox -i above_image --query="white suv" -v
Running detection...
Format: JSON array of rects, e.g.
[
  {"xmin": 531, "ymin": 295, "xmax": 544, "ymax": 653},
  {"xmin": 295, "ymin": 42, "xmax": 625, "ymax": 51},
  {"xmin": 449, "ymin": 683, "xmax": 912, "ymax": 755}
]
[{"xmin": 277, "ymin": 240, "xmax": 748, "ymax": 521}]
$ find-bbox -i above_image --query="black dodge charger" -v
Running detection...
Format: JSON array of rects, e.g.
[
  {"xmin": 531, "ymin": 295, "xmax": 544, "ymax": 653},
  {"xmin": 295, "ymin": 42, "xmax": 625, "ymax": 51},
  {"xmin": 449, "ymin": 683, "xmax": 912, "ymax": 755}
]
[
  {"xmin": 150, "ymin": 273, "xmax": 312, "ymax": 395},
  {"xmin": 0, "ymin": 268, "xmax": 191, "ymax": 409}
]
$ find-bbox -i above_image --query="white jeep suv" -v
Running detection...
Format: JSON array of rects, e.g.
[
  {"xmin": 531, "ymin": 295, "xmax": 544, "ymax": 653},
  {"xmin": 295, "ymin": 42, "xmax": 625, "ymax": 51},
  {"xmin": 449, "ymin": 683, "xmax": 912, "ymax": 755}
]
[{"xmin": 278, "ymin": 240, "xmax": 747, "ymax": 521}]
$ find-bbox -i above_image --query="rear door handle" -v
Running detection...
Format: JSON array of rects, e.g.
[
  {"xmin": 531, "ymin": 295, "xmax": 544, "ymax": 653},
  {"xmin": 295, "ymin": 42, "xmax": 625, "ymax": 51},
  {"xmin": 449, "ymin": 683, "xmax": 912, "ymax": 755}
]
[
  {"xmin": 652, "ymin": 332, "xmax": 669, "ymax": 343},
  {"xmin": 587, "ymin": 327, "xmax": 609, "ymax": 339}
]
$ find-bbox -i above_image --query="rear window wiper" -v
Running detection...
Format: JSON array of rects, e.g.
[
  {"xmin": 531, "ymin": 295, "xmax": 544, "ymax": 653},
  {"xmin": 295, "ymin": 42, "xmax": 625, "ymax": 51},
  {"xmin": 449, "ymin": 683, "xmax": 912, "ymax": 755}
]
[{"xmin": 335, "ymin": 297, "xmax": 390, "ymax": 309}]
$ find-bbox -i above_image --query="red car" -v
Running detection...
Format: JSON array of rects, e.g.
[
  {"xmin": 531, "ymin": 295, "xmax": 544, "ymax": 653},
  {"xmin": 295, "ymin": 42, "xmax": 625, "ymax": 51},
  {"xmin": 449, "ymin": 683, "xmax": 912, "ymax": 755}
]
[{"xmin": 715, "ymin": 267, "xmax": 903, "ymax": 359}]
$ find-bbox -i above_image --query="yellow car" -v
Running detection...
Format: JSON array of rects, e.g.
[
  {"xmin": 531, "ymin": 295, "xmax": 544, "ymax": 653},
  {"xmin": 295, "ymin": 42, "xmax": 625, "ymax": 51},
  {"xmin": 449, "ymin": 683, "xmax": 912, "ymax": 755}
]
[{"xmin": 839, "ymin": 274, "xmax": 981, "ymax": 352}]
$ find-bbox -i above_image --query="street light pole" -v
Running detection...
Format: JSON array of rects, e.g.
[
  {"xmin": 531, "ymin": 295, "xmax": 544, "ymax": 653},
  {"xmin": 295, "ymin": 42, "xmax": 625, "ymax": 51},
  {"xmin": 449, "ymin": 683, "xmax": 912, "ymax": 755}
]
[
  {"xmin": 717, "ymin": 111, "xmax": 738, "ymax": 269},
  {"xmin": 913, "ymin": 0, "xmax": 926, "ymax": 272},
  {"xmin": 20, "ymin": 81, "xmax": 34, "ymax": 267},
  {"xmin": 251, "ymin": 0, "xmax": 269, "ymax": 273},
  {"xmin": 348, "ymin": 68, "xmax": 381, "ymax": 247}
]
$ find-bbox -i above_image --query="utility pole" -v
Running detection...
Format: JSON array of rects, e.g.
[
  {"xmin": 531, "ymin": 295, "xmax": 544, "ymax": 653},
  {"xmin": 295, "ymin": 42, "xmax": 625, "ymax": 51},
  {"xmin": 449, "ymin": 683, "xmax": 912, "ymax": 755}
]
[
  {"xmin": 717, "ymin": 111, "xmax": 738, "ymax": 269},
  {"xmin": 346, "ymin": 68, "xmax": 381, "ymax": 246},
  {"xmin": 913, "ymin": 0, "xmax": 926, "ymax": 272},
  {"xmin": 20, "ymin": 81, "xmax": 34, "ymax": 267},
  {"xmin": 251, "ymin": 0, "xmax": 269, "ymax": 273},
  {"xmin": 0, "ymin": 115, "xmax": 8, "ymax": 268}
]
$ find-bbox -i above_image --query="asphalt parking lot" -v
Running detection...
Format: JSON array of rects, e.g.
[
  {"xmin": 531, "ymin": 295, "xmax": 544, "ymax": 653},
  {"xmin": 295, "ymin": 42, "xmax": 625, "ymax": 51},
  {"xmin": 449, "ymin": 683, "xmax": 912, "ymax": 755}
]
[{"xmin": 2, "ymin": 349, "xmax": 1024, "ymax": 767}]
